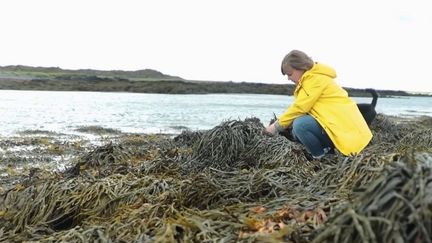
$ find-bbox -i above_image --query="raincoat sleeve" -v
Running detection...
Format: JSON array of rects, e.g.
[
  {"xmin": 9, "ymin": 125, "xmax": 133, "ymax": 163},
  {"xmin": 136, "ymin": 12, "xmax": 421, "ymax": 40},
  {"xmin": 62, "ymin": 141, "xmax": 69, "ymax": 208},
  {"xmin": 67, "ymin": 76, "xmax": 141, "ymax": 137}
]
[{"xmin": 277, "ymin": 77, "xmax": 326, "ymax": 128}]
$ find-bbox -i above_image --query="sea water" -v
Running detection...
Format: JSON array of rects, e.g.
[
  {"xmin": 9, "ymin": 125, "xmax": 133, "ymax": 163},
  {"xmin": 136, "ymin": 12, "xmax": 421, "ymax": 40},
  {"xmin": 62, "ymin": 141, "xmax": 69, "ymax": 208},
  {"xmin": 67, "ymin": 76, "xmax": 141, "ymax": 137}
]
[{"xmin": 0, "ymin": 90, "xmax": 431, "ymax": 136}]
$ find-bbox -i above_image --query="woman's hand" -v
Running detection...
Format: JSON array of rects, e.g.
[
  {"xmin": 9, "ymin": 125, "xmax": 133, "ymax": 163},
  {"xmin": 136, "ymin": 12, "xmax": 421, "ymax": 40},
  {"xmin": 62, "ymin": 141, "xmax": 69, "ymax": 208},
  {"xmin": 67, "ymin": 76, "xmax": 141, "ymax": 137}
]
[{"xmin": 265, "ymin": 123, "xmax": 277, "ymax": 136}]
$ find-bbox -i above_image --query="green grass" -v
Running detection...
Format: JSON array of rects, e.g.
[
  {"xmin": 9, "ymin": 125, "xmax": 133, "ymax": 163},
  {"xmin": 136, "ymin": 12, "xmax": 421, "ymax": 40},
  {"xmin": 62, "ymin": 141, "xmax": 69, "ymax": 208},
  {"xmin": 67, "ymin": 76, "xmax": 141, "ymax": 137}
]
[{"xmin": 0, "ymin": 65, "xmax": 182, "ymax": 81}]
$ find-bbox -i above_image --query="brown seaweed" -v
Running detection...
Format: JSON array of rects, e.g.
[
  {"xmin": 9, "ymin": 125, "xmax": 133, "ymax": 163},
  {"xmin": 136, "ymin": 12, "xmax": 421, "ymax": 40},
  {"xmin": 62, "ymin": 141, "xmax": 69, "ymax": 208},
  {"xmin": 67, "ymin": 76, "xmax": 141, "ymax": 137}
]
[{"xmin": 1, "ymin": 114, "xmax": 431, "ymax": 242}]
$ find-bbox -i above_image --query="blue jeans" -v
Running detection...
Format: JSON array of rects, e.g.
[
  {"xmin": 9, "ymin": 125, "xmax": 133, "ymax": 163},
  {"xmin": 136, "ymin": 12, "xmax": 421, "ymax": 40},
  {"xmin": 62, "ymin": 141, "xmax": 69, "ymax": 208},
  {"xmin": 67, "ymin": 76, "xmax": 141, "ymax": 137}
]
[{"xmin": 292, "ymin": 115, "xmax": 334, "ymax": 158}]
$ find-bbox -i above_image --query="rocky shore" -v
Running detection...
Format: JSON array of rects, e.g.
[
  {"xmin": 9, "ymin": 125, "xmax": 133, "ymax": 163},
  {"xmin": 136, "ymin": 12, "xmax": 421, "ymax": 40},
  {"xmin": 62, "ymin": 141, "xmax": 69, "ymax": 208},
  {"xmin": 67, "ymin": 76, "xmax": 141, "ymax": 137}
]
[{"xmin": 0, "ymin": 114, "xmax": 431, "ymax": 242}]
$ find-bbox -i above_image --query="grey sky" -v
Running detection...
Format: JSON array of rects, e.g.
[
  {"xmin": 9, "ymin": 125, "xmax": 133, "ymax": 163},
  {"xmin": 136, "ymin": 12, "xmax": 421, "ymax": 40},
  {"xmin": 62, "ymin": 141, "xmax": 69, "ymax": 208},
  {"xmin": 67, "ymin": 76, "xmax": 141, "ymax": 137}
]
[{"xmin": 1, "ymin": 0, "xmax": 431, "ymax": 92}]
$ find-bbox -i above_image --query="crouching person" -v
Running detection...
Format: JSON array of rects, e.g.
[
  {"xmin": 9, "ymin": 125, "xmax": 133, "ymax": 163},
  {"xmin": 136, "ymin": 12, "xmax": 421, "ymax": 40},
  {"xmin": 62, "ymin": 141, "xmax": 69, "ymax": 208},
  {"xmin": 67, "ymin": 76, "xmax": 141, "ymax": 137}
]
[{"xmin": 266, "ymin": 50, "xmax": 372, "ymax": 159}]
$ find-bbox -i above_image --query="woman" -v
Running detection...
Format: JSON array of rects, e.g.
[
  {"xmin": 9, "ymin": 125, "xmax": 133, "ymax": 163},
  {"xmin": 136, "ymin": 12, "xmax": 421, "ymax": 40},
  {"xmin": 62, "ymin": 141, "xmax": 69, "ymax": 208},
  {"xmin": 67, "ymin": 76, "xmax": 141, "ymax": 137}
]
[{"xmin": 266, "ymin": 50, "xmax": 372, "ymax": 159}]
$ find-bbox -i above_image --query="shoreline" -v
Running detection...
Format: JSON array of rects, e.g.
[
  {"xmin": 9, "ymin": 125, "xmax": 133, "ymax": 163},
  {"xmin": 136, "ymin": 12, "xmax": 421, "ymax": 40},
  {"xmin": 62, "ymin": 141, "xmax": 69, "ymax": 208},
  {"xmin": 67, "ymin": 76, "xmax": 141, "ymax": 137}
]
[
  {"xmin": 1, "ymin": 114, "xmax": 431, "ymax": 192},
  {"xmin": 1, "ymin": 79, "xmax": 429, "ymax": 97}
]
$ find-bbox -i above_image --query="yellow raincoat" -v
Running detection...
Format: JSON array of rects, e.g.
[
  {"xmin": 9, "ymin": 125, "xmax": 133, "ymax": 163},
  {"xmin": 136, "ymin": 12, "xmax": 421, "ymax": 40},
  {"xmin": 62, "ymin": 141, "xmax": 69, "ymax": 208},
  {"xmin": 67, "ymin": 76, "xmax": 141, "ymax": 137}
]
[{"xmin": 277, "ymin": 63, "xmax": 372, "ymax": 155}]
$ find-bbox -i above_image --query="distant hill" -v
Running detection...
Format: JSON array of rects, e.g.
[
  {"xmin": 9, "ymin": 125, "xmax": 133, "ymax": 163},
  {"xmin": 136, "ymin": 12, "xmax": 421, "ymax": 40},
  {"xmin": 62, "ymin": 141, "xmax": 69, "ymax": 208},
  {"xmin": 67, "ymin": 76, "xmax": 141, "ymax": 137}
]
[
  {"xmin": 0, "ymin": 65, "xmax": 182, "ymax": 81},
  {"xmin": 0, "ymin": 65, "xmax": 427, "ymax": 97}
]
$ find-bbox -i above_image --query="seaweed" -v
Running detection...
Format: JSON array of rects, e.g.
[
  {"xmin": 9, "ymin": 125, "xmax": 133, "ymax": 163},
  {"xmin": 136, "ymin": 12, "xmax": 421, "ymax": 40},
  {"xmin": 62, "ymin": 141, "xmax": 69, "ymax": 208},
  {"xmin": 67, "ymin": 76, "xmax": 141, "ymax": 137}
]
[{"xmin": 1, "ymin": 114, "xmax": 431, "ymax": 242}]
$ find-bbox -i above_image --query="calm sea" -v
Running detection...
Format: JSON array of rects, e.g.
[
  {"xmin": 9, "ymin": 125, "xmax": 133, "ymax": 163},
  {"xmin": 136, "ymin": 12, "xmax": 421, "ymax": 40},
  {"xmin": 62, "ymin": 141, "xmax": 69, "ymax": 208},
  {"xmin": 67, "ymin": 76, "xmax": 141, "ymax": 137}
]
[{"xmin": 0, "ymin": 90, "xmax": 431, "ymax": 136}]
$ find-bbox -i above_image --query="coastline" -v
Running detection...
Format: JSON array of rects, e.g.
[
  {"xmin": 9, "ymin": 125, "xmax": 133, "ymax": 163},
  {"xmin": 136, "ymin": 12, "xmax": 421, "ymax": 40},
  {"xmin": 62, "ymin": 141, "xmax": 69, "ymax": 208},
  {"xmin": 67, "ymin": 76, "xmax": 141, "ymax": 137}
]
[
  {"xmin": 1, "ymin": 78, "xmax": 428, "ymax": 97},
  {"xmin": 2, "ymin": 114, "xmax": 431, "ymax": 185},
  {"xmin": 1, "ymin": 65, "xmax": 429, "ymax": 97}
]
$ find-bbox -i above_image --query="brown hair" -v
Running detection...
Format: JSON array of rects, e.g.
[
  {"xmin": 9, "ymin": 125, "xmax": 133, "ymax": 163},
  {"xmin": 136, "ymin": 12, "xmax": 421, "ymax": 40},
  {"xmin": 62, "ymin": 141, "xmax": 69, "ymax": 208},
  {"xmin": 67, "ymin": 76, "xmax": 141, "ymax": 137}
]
[{"xmin": 281, "ymin": 50, "xmax": 314, "ymax": 75}]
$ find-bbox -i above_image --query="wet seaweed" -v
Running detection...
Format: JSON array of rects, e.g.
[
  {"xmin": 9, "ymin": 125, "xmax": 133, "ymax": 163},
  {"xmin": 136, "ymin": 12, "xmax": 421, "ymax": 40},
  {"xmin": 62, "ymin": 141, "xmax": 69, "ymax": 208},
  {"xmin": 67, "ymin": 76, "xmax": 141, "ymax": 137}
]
[
  {"xmin": 312, "ymin": 151, "xmax": 432, "ymax": 243},
  {"xmin": 184, "ymin": 118, "xmax": 265, "ymax": 171},
  {"xmin": 1, "ymin": 114, "xmax": 431, "ymax": 242},
  {"xmin": 63, "ymin": 142, "xmax": 132, "ymax": 178},
  {"xmin": 75, "ymin": 125, "xmax": 122, "ymax": 134},
  {"xmin": 173, "ymin": 130, "xmax": 204, "ymax": 147}
]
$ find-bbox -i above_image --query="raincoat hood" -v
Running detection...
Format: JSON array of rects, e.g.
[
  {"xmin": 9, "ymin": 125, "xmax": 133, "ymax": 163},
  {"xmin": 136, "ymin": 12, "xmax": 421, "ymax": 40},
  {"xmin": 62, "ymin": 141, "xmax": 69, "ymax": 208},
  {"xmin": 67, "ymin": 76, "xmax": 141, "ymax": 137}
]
[{"xmin": 304, "ymin": 62, "xmax": 337, "ymax": 79}]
